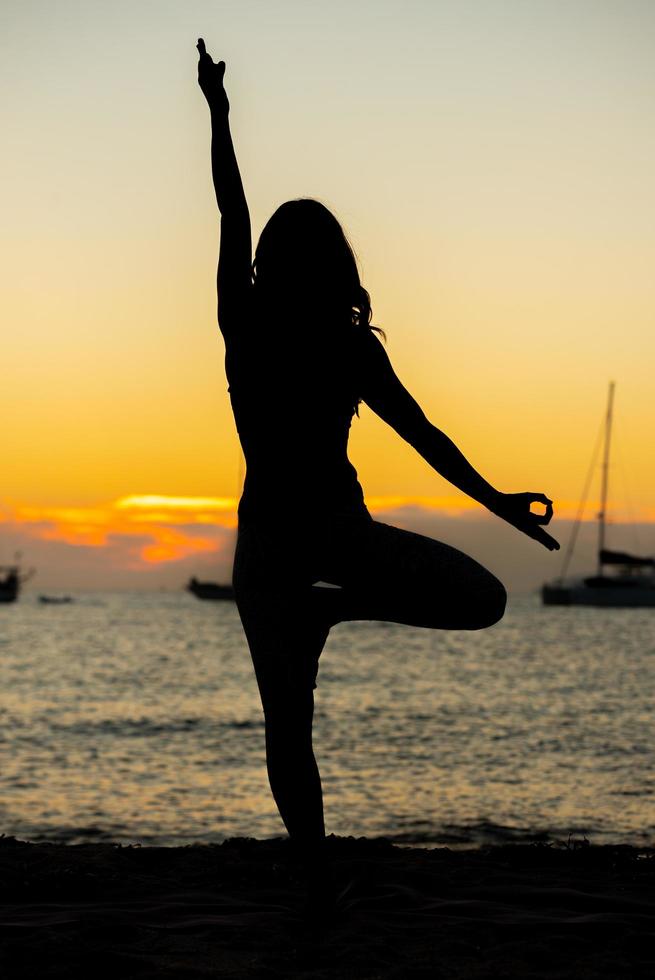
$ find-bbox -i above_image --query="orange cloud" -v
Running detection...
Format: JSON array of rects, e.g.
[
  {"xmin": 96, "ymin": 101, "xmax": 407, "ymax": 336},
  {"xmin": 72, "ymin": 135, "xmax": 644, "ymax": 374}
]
[
  {"xmin": 5, "ymin": 493, "xmax": 653, "ymax": 573},
  {"xmin": 139, "ymin": 527, "xmax": 220, "ymax": 565},
  {"xmin": 114, "ymin": 495, "xmax": 239, "ymax": 529},
  {"xmin": 9, "ymin": 497, "xmax": 236, "ymax": 565},
  {"xmin": 13, "ymin": 506, "xmax": 117, "ymax": 548}
]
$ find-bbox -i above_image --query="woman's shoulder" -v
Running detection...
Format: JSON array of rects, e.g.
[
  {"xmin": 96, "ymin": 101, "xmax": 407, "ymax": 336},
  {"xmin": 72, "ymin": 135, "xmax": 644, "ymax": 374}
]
[{"xmin": 354, "ymin": 326, "xmax": 388, "ymax": 365}]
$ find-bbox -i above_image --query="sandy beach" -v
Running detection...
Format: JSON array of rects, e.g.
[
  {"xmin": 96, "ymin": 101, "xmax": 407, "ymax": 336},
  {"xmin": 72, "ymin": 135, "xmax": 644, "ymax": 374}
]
[{"xmin": 0, "ymin": 834, "xmax": 652, "ymax": 978}]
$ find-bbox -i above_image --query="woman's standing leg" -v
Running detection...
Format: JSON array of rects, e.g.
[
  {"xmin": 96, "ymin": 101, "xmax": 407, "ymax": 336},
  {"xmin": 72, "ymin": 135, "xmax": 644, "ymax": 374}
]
[
  {"xmin": 233, "ymin": 525, "xmax": 329, "ymax": 859},
  {"xmin": 232, "ymin": 518, "xmax": 506, "ymax": 857}
]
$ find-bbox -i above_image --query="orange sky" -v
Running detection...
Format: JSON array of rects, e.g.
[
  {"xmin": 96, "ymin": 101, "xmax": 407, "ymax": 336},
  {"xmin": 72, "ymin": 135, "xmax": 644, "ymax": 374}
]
[{"xmin": 2, "ymin": 1, "xmax": 655, "ymax": 589}]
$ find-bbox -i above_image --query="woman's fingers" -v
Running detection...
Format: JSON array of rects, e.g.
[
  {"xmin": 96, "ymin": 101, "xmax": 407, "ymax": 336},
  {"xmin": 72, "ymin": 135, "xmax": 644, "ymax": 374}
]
[
  {"xmin": 522, "ymin": 521, "xmax": 559, "ymax": 549},
  {"xmin": 532, "ymin": 526, "xmax": 560, "ymax": 550},
  {"xmin": 499, "ymin": 492, "xmax": 558, "ymax": 548},
  {"xmin": 196, "ymin": 38, "xmax": 226, "ymax": 83},
  {"xmin": 527, "ymin": 493, "xmax": 554, "ymax": 525},
  {"xmin": 532, "ymin": 501, "xmax": 553, "ymax": 525}
]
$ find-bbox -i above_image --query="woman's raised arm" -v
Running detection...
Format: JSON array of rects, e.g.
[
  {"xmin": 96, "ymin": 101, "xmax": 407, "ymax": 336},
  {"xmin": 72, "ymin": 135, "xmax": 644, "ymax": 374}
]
[{"xmin": 197, "ymin": 39, "xmax": 252, "ymax": 334}]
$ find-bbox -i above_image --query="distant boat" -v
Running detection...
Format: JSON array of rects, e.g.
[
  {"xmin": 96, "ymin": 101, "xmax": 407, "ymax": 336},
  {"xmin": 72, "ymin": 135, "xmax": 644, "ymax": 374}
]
[
  {"xmin": 0, "ymin": 555, "xmax": 34, "ymax": 604},
  {"xmin": 187, "ymin": 577, "xmax": 235, "ymax": 601},
  {"xmin": 542, "ymin": 382, "xmax": 655, "ymax": 607},
  {"xmin": 38, "ymin": 595, "xmax": 74, "ymax": 605}
]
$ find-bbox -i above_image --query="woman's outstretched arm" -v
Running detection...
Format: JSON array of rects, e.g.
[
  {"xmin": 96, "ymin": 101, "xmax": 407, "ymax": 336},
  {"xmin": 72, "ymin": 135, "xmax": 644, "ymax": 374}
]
[
  {"xmin": 197, "ymin": 39, "xmax": 252, "ymax": 334},
  {"xmin": 361, "ymin": 334, "xmax": 559, "ymax": 551}
]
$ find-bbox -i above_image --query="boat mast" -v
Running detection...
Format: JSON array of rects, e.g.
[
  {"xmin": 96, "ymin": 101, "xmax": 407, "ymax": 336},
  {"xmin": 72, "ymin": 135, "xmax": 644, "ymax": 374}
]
[{"xmin": 597, "ymin": 381, "xmax": 615, "ymax": 575}]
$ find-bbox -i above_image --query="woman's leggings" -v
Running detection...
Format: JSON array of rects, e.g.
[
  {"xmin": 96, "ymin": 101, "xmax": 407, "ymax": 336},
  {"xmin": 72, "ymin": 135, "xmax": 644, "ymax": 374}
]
[{"xmin": 232, "ymin": 515, "xmax": 507, "ymax": 854}]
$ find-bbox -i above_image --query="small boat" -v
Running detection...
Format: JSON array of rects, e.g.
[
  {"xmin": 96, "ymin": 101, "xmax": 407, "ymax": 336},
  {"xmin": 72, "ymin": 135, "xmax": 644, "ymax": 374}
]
[
  {"xmin": 542, "ymin": 382, "xmax": 655, "ymax": 607},
  {"xmin": 0, "ymin": 555, "xmax": 34, "ymax": 603},
  {"xmin": 38, "ymin": 595, "xmax": 74, "ymax": 605},
  {"xmin": 187, "ymin": 577, "xmax": 235, "ymax": 601},
  {"xmin": 0, "ymin": 567, "xmax": 20, "ymax": 603}
]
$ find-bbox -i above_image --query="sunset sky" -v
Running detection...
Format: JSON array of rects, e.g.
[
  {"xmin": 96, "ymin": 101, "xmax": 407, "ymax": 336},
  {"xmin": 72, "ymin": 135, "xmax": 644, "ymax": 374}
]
[{"xmin": 2, "ymin": 0, "xmax": 655, "ymax": 591}]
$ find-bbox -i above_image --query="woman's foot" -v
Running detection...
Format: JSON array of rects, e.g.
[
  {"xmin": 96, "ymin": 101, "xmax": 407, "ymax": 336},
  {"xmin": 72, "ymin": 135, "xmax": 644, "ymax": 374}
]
[{"xmin": 309, "ymin": 585, "xmax": 344, "ymax": 629}]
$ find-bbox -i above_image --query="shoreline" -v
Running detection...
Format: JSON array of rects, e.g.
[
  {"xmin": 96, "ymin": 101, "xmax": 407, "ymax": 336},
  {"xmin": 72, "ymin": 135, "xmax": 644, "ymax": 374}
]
[{"xmin": 1, "ymin": 834, "xmax": 653, "ymax": 978}]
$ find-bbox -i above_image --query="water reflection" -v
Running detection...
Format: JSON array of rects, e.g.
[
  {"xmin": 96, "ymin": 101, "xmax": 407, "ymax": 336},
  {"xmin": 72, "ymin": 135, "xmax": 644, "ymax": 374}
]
[{"xmin": 0, "ymin": 592, "xmax": 653, "ymax": 845}]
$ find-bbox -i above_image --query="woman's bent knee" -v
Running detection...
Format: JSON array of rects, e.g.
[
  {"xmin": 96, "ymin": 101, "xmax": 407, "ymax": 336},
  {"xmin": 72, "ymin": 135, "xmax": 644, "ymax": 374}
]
[{"xmin": 472, "ymin": 578, "xmax": 507, "ymax": 629}]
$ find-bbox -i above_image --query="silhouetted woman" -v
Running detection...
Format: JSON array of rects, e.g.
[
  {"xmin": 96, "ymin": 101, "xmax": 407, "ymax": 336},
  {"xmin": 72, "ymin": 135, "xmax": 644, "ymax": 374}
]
[{"xmin": 197, "ymin": 40, "xmax": 558, "ymax": 889}]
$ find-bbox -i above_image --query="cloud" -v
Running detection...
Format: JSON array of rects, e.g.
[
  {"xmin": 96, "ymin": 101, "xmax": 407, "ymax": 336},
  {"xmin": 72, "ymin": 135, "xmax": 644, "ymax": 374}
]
[
  {"xmin": 7, "ymin": 497, "xmax": 237, "ymax": 558},
  {"xmin": 115, "ymin": 495, "xmax": 238, "ymax": 524},
  {"xmin": 2, "ymin": 495, "xmax": 654, "ymax": 593},
  {"xmin": 1, "ymin": 496, "xmax": 236, "ymax": 589}
]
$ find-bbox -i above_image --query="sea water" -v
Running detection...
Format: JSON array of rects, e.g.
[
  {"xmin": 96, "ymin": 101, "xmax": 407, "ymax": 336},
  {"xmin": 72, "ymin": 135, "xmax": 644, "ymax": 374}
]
[{"xmin": 1, "ymin": 592, "xmax": 653, "ymax": 847}]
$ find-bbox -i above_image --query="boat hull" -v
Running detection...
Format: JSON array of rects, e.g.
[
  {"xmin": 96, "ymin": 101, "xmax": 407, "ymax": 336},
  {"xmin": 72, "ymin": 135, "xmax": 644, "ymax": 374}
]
[
  {"xmin": 542, "ymin": 584, "xmax": 655, "ymax": 607},
  {"xmin": 187, "ymin": 580, "xmax": 235, "ymax": 601}
]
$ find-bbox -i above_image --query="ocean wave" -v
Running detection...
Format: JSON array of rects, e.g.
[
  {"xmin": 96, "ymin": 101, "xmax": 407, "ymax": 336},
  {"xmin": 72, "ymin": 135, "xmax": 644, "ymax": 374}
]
[{"xmin": 46, "ymin": 717, "xmax": 263, "ymax": 738}]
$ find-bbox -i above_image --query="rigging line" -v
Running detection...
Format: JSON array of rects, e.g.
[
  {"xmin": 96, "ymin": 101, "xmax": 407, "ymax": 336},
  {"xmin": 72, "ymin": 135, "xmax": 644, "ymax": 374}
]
[{"xmin": 558, "ymin": 416, "xmax": 605, "ymax": 583}]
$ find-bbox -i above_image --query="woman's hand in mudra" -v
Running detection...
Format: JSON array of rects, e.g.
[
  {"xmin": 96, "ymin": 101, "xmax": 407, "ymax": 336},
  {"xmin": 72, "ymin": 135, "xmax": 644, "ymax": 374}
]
[
  {"xmin": 490, "ymin": 492, "xmax": 560, "ymax": 551},
  {"xmin": 197, "ymin": 38, "xmax": 229, "ymax": 113}
]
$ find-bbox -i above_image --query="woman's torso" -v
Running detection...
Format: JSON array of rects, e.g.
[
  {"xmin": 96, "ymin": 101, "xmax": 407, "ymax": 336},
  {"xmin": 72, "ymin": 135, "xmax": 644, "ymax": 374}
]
[{"xmin": 225, "ymin": 313, "xmax": 374, "ymax": 528}]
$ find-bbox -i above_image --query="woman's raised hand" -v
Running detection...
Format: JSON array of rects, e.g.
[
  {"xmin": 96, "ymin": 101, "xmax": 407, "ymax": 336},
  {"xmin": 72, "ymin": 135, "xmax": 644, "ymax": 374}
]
[
  {"xmin": 491, "ymin": 492, "xmax": 560, "ymax": 551},
  {"xmin": 197, "ymin": 38, "xmax": 229, "ymax": 113}
]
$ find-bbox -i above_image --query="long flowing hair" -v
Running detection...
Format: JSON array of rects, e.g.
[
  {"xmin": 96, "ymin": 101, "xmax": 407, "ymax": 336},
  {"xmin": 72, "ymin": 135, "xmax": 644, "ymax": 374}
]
[{"xmin": 251, "ymin": 198, "xmax": 385, "ymax": 413}]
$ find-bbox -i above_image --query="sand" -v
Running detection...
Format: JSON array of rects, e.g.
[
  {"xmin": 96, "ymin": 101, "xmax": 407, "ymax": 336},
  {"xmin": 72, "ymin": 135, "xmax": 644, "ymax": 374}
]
[{"xmin": 0, "ymin": 833, "xmax": 653, "ymax": 978}]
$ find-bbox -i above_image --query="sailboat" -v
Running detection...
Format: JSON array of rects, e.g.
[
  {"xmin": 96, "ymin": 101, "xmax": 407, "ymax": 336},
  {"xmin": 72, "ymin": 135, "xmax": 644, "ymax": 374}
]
[
  {"xmin": 542, "ymin": 383, "xmax": 655, "ymax": 607},
  {"xmin": 0, "ymin": 554, "xmax": 34, "ymax": 603},
  {"xmin": 0, "ymin": 566, "xmax": 21, "ymax": 603}
]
